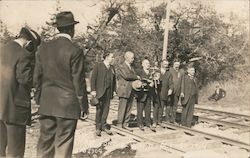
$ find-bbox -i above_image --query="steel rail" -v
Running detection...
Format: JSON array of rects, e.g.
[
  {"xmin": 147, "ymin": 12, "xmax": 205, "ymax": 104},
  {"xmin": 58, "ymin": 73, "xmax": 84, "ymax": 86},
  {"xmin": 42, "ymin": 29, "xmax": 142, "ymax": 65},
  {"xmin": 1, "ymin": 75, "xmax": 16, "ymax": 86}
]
[
  {"xmin": 195, "ymin": 107, "xmax": 250, "ymax": 120},
  {"xmin": 84, "ymin": 116, "xmax": 185, "ymax": 154},
  {"xmin": 162, "ymin": 121, "xmax": 250, "ymax": 150},
  {"xmin": 198, "ymin": 116, "xmax": 250, "ymax": 129}
]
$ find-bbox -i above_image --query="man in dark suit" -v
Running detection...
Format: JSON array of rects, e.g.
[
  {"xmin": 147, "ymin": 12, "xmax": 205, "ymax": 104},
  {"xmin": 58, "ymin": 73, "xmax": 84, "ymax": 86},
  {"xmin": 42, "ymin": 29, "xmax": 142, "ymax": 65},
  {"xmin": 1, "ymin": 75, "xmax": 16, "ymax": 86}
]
[
  {"xmin": 117, "ymin": 51, "xmax": 139, "ymax": 130},
  {"xmin": 208, "ymin": 84, "xmax": 226, "ymax": 102},
  {"xmin": 90, "ymin": 52, "xmax": 116, "ymax": 136},
  {"xmin": 157, "ymin": 60, "xmax": 174, "ymax": 124},
  {"xmin": 180, "ymin": 66, "xmax": 199, "ymax": 128},
  {"xmin": 169, "ymin": 60, "xmax": 185, "ymax": 123},
  {"xmin": 34, "ymin": 11, "xmax": 89, "ymax": 158},
  {"xmin": 0, "ymin": 27, "xmax": 40, "ymax": 157},
  {"xmin": 136, "ymin": 59, "xmax": 155, "ymax": 131}
]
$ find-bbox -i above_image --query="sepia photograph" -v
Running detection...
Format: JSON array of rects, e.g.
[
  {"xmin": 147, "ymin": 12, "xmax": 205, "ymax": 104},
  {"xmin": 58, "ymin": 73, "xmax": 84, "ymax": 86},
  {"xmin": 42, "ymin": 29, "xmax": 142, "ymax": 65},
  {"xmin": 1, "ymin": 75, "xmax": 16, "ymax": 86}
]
[{"xmin": 0, "ymin": 0, "xmax": 249, "ymax": 157}]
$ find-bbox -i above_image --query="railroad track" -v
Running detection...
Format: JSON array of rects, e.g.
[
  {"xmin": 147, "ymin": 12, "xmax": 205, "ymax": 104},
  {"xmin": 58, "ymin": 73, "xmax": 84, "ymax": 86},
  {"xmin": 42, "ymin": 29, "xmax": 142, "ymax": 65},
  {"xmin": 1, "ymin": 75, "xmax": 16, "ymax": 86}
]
[
  {"xmin": 193, "ymin": 107, "xmax": 250, "ymax": 132},
  {"xmin": 31, "ymin": 96, "xmax": 249, "ymax": 156},
  {"xmin": 85, "ymin": 105, "xmax": 250, "ymax": 157}
]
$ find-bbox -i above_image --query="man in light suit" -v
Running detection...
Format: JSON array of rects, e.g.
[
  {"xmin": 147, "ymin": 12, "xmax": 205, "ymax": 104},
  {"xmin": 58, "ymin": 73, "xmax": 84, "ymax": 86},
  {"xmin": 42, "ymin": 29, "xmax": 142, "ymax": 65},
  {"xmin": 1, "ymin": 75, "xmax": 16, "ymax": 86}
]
[
  {"xmin": 90, "ymin": 52, "xmax": 116, "ymax": 136},
  {"xmin": 117, "ymin": 51, "xmax": 140, "ymax": 130},
  {"xmin": 34, "ymin": 11, "xmax": 89, "ymax": 158},
  {"xmin": 0, "ymin": 27, "xmax": 40, "ymax": 157},
  {"xmin": 180, "ymin": 66, "xmax": 199, "ymax": 128},
  {"xmin": 157, "ymin": 60, "xmax": 173, "ymax": 124}
]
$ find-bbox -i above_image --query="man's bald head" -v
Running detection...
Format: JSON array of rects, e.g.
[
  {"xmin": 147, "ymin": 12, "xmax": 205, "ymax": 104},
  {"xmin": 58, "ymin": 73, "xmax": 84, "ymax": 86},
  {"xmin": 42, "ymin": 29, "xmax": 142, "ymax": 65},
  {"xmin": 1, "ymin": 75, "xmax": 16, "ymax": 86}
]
[{"xmin": 124, "ymin": 51, "xmax": 134, "ymax": 64}]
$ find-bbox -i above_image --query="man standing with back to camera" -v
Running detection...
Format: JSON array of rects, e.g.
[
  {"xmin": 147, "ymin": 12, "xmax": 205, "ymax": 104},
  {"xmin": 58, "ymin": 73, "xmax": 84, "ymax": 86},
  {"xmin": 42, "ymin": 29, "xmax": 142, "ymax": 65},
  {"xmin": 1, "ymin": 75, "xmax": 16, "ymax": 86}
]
[
  {"xmin": 0, "ymin": 27, "xmax": 40, "ymax": 158},
  {"xmin": 34, "ymin": 11, "xmax": 89, "ymax": 158}
]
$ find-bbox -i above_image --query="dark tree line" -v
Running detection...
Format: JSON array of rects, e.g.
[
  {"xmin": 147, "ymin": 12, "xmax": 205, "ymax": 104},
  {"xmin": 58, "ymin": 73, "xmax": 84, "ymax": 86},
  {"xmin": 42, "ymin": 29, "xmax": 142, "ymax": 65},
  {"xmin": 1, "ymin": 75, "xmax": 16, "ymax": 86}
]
[{"xmin": 0, "ymin": 0, "xmax": 249, "ymax": 86}]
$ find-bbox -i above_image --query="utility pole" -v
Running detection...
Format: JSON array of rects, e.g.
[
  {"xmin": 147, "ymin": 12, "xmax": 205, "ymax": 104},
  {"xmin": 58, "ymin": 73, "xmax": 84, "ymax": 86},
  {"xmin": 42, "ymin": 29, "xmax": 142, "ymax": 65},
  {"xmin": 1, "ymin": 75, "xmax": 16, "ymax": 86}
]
[{"xmin": 162, "ymin": 0, "xmax": 171, "ymax": 60}]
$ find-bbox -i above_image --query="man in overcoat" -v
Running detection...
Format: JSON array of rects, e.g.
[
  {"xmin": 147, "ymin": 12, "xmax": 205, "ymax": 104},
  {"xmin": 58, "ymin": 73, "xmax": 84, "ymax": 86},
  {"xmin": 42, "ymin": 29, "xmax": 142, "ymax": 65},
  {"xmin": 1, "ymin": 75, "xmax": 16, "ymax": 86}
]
[
  {"xmin": 34, "ymin": 11, "xmax": 89, "ymax": 158},
  {"xmin": 116, "ymin": 51, "xmax": 139, "ymax": 130},
  {"xmin": 180, "ymin": 66, "xmax": 199, "ymax": 128},
  {"xmin": 90, "ymin": 52, "xmax": 116, "ymax": 136},
  {"xmin": 169, "ymin": 60, "xmax": 185, "ymax": 123},
  {"xmin": 0, "ymin": 27, "xmax": 40, "ymax": 157}
]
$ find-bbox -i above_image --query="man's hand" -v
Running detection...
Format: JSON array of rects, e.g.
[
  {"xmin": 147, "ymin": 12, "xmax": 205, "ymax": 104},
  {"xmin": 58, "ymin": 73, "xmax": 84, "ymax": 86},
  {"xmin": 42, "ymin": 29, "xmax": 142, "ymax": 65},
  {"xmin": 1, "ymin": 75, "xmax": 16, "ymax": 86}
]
[
  {"xmin": 149, "ymin": 81, "xmax": 154, "ymax": 87},
  {"xmin": 180, "ymin": 92, "xmax": 185, "ymax": 98},
  {"xmin": 90, "ymin": 91, "xmax": 96, "ymax": 97},
  {"xmin": 137, "ymin": 76, "xmax": 141, "ymax": 80}
]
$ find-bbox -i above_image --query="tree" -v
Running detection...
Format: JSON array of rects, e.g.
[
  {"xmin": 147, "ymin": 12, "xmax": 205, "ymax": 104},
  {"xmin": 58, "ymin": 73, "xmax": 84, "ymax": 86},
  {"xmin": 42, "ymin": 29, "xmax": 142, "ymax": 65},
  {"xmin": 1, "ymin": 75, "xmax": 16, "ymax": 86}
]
[{"xmin": 0, "ymin": 20, "xmax": 14, "ymax": 43}]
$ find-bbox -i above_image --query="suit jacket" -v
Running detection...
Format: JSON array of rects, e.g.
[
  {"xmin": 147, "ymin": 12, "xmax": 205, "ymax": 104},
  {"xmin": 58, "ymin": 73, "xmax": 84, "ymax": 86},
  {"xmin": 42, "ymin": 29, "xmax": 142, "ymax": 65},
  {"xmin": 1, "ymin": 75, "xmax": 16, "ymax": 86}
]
[
  {"xmin": 181, "ymin": 74, "xmax": 198, "ymax": 105},
  {"xmin": 135, "ymin": 69, "xmax": 154, "ymax": 102},
  {"xmin": 159, "ymin": 70, "xmax": 174, "ymax": 101},
  {"xmin": 169, "ymin": 67, "xmax": 185, "ymax": 96},
  {"xmin": 90, "ymin": 62, "xmax": 116, "ymax": 99},
  {"xmin": 117, "ymin": 62, "xmax": 138, "ymax": 98},
  {"xmin": 33, "ymin": 36, "xmax": 88, "ymax": 119},
  {"xmin": 0, "ymin": 41, "xmax": 34, "ymax": 125}
]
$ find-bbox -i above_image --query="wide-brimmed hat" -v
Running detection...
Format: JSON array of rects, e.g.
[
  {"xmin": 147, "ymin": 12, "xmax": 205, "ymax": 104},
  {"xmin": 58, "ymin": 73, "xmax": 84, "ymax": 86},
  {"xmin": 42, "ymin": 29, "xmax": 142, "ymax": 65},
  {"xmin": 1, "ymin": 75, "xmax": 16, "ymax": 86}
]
[
  {"xmin": 53, "ymin": 11, "xmax": 79, "ymax": 28},
  {"xmin": 132, "ymin": 80, "xmax": 143, "ymax": 91},
  {"xmin": 19, "ymin": 27, "xmax": 41, "ymax": 49}
]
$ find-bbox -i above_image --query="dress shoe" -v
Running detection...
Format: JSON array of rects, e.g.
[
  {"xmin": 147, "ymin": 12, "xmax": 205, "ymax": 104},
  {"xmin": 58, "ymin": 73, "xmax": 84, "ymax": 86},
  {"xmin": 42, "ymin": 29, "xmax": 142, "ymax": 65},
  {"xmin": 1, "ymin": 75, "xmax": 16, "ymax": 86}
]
[
  {"xmin": 158, "ymin": 123, "xmax": 165, "ymax": 128},
  {"xmin": 152, "ymin": 123, "xmax": 157, "ymax": 128},
  {"xmin": 139, "ymin": 125, "xmax": 144, "ymax": 131},
  {"xmin": 116, "ymin": 124, "xmax": 123, "ymax": 128},
  {"xmin": 149, "ymin": 126, "xmax": 156, "ymax": 132},
  {"xmin": 103, "ymin": 129, "xmax": 112, "ymax": 135},
  {"xmin": 122, "ymin": 126, "xmax": 133, "ymax": 132},
  {"xmin": 96, "ymin": 130, "xmax": 101, "ymax": 136}
]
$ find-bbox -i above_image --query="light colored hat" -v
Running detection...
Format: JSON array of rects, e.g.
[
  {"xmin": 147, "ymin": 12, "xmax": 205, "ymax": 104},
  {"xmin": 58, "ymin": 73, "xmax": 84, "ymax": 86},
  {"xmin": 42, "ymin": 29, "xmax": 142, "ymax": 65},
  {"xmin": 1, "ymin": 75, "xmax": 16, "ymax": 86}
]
[{"xmin": 132, "ymin": 80, "xmax": 143, "ymax": 91}]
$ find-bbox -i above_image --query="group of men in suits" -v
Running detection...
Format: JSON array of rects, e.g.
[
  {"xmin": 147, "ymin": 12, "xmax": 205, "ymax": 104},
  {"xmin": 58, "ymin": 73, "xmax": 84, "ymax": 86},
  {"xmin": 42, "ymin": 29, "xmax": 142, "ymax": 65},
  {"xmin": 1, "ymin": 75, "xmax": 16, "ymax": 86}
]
[
  {"xmin": 90, "ymin": 49, "xmax": 199, "ymax": 136},
  {"xmin": 1, "ymin": 11, "xmax": 89, "ymax": 158}
]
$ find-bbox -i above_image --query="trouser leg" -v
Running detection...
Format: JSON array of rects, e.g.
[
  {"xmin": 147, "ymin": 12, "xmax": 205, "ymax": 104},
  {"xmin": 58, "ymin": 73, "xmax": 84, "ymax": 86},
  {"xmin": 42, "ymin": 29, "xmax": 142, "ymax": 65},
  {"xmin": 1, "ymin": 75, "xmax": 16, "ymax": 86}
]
[
  {"xmin": 136, "ymin": 101, "xmax": 144, "ymax": 126},
  {"xmin": 54, "ymin": 118, "xmax": 77, "ymax": 158},
  {"xmin": 186, "ymin": 96, "xmax": 195, "ymax": 127},
  {"xmin": 0, "ymin": 120, "xmax": 7, "ymax": 157},
  {"xmin": 171, "ymin": 94, "xmax": 179, "ymax": 123},
  {"xmin": 145, "ymin": 97, "xmax": 152, "ymax": 126},
  {"xmin": 6, "ymin": 122, "xmax": 26, "ymax": 158},
  {"xmin": 117, "ymin": 98, "xmax": 127, "ymax": 125},
  {"xmin": 124, "ymin": 96, "xmax": 133, "ymax": 124},
  {"xmin": 96, "ymin": 103, "xmax": 104, "ymax": 130},
  {"xmin": 181, "ymin": 103, "xmax": 189, "ymax": 127},
  {"xmin": 101, "ymin": 89, "xmax": 111, "ymax": 130},
  {"xmin": 37, "ymin": 115, "xmax": 56, "ymax": 158}
]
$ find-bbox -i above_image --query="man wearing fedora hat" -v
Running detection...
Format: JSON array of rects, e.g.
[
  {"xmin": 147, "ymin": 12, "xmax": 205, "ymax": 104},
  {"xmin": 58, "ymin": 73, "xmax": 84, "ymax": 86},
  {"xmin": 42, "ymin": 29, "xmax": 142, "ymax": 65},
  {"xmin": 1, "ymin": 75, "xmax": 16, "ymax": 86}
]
[
  {"xmin": 0, "ymin": 27, "xmax": 40, "ymax": 157},
  {"xmin": 34, "ymin": 11, "xmax": 89, "ymax": 158}
]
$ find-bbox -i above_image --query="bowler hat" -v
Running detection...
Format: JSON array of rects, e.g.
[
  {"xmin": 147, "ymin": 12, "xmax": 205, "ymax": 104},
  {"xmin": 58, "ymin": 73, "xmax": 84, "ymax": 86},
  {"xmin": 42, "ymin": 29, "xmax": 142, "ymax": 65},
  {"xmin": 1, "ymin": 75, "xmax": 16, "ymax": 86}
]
[
  {"xmin": 19, "ymin": 27, "xmax": 41, "ymax": 49},
  {"xmin": 132, "ymin": 80, "xmax": 143, "ymax": 91},
  {"xmin": 53, "ymin": 11, "xmax": 79, "ymax": 27}
]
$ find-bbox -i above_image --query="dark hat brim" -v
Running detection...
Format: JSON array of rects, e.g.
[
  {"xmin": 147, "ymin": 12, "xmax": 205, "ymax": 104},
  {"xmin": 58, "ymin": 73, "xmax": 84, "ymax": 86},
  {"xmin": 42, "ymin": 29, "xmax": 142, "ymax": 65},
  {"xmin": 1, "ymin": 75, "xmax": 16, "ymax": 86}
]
[{"xmin": 53, "ymin": 21, "xmax": 79, "ymax": 28}]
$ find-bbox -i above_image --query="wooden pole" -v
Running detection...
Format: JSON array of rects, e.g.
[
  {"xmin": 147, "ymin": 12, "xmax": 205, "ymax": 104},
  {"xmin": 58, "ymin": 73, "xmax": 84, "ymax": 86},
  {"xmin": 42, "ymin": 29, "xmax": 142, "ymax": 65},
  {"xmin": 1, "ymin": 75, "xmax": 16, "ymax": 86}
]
[{"xmin": 162, "ymin": 0, "xmax": 171, "ymax": 60}]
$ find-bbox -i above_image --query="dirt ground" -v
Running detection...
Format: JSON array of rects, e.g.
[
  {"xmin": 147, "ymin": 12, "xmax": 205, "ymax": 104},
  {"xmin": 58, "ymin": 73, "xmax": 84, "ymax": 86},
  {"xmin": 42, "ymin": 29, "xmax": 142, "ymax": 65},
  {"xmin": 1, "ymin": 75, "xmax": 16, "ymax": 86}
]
[{"xmin": 24, "ymin": 97, "xmax": 249, "ymax": 158}]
